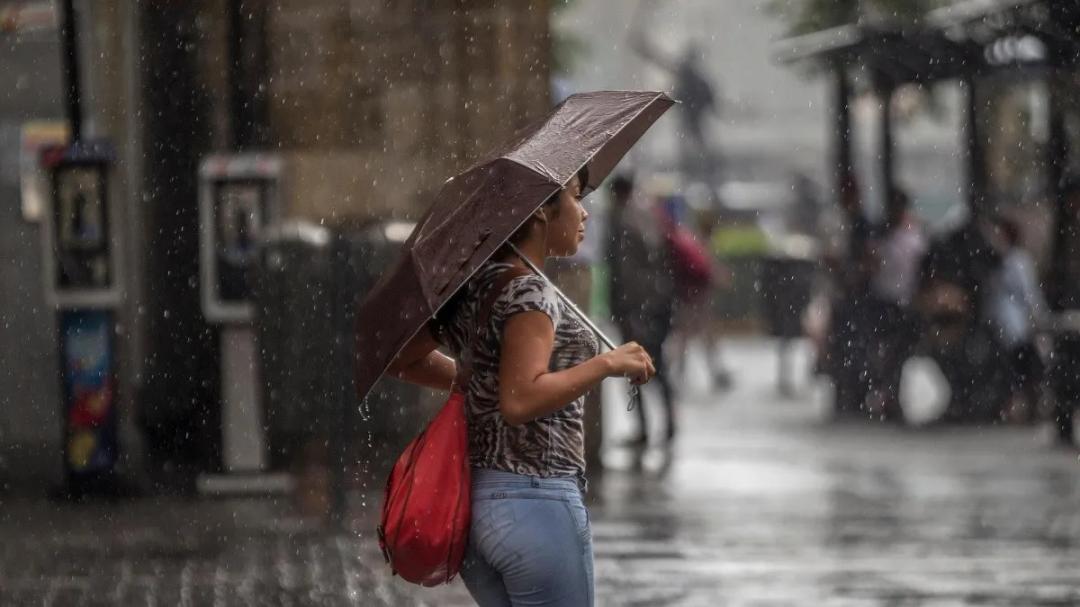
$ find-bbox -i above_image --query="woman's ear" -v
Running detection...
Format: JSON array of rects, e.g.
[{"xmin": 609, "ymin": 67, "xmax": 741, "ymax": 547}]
[{"xmin": 533, "ymin": 208, "xmax": 548, "ymax": 224}]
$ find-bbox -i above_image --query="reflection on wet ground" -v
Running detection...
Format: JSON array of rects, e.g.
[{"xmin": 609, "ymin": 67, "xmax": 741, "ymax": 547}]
[
  {"xmin": 589, "ymin": 421, "xmax": 1080, "ymax": 605},
  {"xmin": 1, "ymin": 338, "xmax": 1077, "ymax": 605}
]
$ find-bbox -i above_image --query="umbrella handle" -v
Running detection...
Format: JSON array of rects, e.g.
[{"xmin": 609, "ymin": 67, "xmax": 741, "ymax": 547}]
[{"xmin": 508, "ymin": 244, "xmax": 641, "ymax": 411}]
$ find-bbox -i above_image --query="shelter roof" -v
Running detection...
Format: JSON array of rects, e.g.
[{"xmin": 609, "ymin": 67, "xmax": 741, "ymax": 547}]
[{"xmin": 775, "ymin": 0, "xmax": 1080, "ymax": 83}]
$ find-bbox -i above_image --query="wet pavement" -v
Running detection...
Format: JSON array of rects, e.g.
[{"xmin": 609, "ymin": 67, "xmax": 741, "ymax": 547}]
[{"xmin": 2, "ymin": 337, "xmax": 1079, "ymax": 605}]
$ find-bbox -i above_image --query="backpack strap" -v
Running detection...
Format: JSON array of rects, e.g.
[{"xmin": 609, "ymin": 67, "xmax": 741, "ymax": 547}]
[{"xmin": 453, "ymin": 265, "xmax": 532, "ymax": 393}]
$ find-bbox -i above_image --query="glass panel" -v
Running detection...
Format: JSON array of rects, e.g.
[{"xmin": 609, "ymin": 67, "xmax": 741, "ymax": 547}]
[{"xmin": 894, "ymin": 81, "xmax": 965, "ymax": 227}]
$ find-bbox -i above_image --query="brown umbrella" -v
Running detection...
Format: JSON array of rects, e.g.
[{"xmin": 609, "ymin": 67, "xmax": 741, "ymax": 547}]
[{"xmin": 354, "ymin": 90, "xmax": 675, "ymax": 405}]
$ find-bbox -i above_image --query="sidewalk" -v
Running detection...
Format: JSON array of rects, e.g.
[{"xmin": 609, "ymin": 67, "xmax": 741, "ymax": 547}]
[{"xmin": 1, "ymin": 338, "xmax": 1078, "ymax": 605}]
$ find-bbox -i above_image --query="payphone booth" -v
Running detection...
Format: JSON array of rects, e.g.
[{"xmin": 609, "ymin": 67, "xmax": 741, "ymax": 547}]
[
  {"xmin": 198, "ymin": 154, "xmax": 282, "ymax": 476},
  {"xmin": 40, "ymin": 141, "xmax": 122, "ymax": 496}
]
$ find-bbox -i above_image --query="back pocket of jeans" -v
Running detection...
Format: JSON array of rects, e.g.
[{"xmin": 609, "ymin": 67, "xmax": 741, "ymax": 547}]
[
  {"xmin": 563, "ymin": 499, "xmax": 590, "ymax": 542},
  {"xmin": 472, "ymin": 498, "xmax": 517, "ymax": 552}
]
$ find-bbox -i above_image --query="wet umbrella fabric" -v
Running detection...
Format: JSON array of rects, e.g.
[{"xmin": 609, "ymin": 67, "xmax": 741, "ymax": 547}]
[{"xmin": 353, "ymin": 90, "xmax": 675, "ymax": 405}]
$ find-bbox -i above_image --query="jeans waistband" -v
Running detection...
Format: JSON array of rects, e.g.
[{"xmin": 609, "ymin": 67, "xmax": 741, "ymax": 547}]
[{"xmin": 471, "ymin": 468, "xmax": 588, "ymax": 494}]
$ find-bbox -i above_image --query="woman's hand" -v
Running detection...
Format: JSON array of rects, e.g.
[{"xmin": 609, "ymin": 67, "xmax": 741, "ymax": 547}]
[
  {"xmin": 602, "ymin": 342, "xmax": 656, "ymax": 385},
  {"xmin": 386, "ymin": 323, "xmax": 457, "ymax": 392}
]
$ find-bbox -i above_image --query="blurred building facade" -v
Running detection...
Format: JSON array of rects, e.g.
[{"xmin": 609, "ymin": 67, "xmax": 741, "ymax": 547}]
[
  {"xmin": 0, "ymin": 0, "xmax": 553, "ymax": 491},
  {"xmin": 0, "ymin": 1, "xmax": 68, "ymax": 491}
]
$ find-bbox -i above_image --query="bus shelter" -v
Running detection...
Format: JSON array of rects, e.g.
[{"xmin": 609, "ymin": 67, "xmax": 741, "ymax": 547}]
[{"xmin": 776, "ymin": 0, "xmax": 1080, "ymax": 432}]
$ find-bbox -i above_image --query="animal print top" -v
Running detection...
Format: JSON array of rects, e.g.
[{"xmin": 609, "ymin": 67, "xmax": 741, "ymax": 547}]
[{"xmin": 432, "ymin": 261, "xmax": 599, "ymax": 479}]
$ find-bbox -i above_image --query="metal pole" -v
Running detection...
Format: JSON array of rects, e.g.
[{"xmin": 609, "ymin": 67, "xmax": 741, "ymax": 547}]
[
  {"xmin": 1046, "ymin": 74, "xmax": 1068, "ymax": 310},
  {"xmin": 59, "ymin": 0, "xmax": 82, "ymax": 142},
  {"xmin": 1045, "ymin": 71, "xmax": 1077, "ymax": 444},
  {"xmin": 508, "ymin": 244, "xmax": 642, "ymax": 411},
  {"xmin": 329, "ymin": 233, "xmax": 351, "ymax": 526},
  {"xmin": 877, "ymin": 75, "xmax": 896, "ymax": 208},
  {"xmin": 963, "ymin": 77, "xmax": 986, "ymax": 212},
  {"xmin": 832, "ymin": 61, "xmax": 852, "ymax": 198},
  {"xmin": 228, "ymin": 0, "xmax": 246, "ymax": 150}
]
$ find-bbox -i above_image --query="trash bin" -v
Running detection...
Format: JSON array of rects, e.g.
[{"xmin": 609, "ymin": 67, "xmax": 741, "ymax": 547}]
[
  {"xmin": 759, "ymin": 255, "xmax": 816, "ymax": 339},
  {"xmin": 253, "ymin": 220, "xmax": 336, "ymax": 470},
  {"xmin": 759, "ymin": 254, "xmax": 816, "ymax": 395},
  {"xmin": 252, "ymin": 218, "xmax": 473, "ymax": 510},
  {"xmin": 337, "ymin": 221, "xmax": 433, "ymax": 477},
  {"xmin": 253, "ymin": 218, "xmax": 437, "ymax": 520},
  {"xmin": 714, "ymin": 255, "xmax": 762, "ymax": 325}
]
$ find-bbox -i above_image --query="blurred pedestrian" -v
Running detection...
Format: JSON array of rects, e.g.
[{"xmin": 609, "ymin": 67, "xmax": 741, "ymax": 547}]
[
  {"xmin": 916, "ymin": 211, "xmax": 1007, "ymax": 423},
  {"xmin": 659, "ymin": 194, "xmax": 734, "ymax": 391},
  {"xmin": 986, "ymin": 216, "xmax": 1049, "ymax": 423},
  {"xmin": 865, "ymin": 188, "xmax": 927, "ymax": 422},
  {"xmin": 605, "ymin": 174, "xmax": 678, "ymax": 447},
  {"xmin": 821, "ymin": 173, "xmax": 876, "ymax": 417}
]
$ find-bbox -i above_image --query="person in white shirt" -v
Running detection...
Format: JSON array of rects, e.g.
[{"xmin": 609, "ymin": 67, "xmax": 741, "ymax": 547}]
[
  {"xmin": 987, "ymin": 216, "xmax": 1048, "ymax": 422},
  {"xmin": 866, "ymin": 189, "xmax": 927, "ymax": 422},
  {"xmin": 870, "ymin": 194, "xmax": 928, "ymax": 308}
]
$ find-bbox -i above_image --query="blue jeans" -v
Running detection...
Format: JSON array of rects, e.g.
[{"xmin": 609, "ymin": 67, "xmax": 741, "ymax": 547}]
[{"xmin": 461, "ymin": 469, "xmax": 594, "ymax": 607}]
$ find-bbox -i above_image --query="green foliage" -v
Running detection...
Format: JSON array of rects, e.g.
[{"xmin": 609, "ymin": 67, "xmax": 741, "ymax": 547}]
[
  {"xmin": 711, "ymin": 226, "xmax": 771, "ymax": 258},
  {"xmin": 551, "ymin": 0, "xmax": 578, "ymax": 14}
]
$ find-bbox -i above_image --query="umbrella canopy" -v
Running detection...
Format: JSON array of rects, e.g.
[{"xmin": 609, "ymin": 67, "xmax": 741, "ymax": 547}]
[{"xmin": 354, "ymin": 90, "xmax": 675, "ymax": 404}]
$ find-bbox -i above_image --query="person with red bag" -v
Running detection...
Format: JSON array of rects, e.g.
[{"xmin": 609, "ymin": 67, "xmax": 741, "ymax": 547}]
[
  {"xmin": 386, "ymin": 169, "xmax": 656, "ymax": 606},
  {"xmin": 659, "ymin": 194, "xmax": 734, "ymax": 392}
]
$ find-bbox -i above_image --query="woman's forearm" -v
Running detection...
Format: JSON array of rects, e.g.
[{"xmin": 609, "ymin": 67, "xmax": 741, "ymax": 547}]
[
  {"xmin": 500, "ymin": 355, "xmax": 612, "ymax": 426},
  {"xmin": 391, "ymin": 351, "xmax": 457, "ymax": 392}
]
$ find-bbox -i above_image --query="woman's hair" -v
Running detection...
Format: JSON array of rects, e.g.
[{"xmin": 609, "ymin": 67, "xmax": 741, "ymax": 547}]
[
  {"xmin": 609, "ymin": 173, "xmax": 633, "ymax": 200},
  {"xmin": 545, "ymin": 165, "xmax": 590, "ymax": 215},
  {"xmin": 998, "ymin": 216, "xmax": 1021, "ymax": 247},
  {"xmin": 540, "ymin": 165, "xmax": 590, "ymax": 211},
  {"xmin": 506, "ymin": 165, "xmax": 589, "ymax": 244}
]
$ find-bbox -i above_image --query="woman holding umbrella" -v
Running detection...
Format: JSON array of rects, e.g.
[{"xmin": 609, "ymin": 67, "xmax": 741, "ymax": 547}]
[
  {"xmin": 387, "ymin": 167, "xmax": 655, "ymax": 605},
  {"xmin": 356, "ymin": 91, "xmax": 674, "ymax": 605}
]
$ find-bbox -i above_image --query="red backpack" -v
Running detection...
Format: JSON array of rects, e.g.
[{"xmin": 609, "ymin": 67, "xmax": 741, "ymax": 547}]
[
  {"xmin": 667, "ymin": 223, "xmax": 715, "ymax": 297},
  {"xmin": 377, "ymin": 267, "xmax": 528, "ymax": 586}
]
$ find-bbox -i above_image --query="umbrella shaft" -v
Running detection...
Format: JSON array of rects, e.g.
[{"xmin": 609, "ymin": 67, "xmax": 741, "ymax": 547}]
[{"xmin": 507, "ymin": 244, "xmax": 617, "ymax": 351}]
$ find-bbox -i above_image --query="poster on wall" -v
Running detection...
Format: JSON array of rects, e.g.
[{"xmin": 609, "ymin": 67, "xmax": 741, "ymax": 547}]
[
  {"xmin": 59, "ymin": 309, "xmax": 118, "ymax": 475},
  {"xmin": 19, "ymin": 121, "xmax": 69, "ymax": 222}
]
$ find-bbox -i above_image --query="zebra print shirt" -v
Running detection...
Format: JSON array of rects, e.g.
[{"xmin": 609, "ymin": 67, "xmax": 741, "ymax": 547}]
[{"xmin": 434, "ymin": 261, "xmax": 598, "ymax": 479}]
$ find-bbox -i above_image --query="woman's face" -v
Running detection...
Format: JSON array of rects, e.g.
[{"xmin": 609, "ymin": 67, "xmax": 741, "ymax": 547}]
[{"xmin": 546, "ymin": 175, "xmax": 590, "ymax": 257}]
